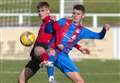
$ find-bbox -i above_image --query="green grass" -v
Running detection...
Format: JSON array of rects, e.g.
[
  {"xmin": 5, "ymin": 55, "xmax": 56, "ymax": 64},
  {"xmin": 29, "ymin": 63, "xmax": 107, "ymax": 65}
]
[
  {"xmin": 31, "ymin": 0, "xmax": 59, "ymax": 13},
  {"xmin": 0, "ymin": 0, "xmax": 119, "ymax": 13},
  {"xmin": 0, "ymin": 0, "xmax": 59, "ymax": 13},
  {"xmin": 98, "ymin": 17, "xmax": 120, "ymax": 27},
  {"xmin": 84, "ymin": 0, "xmax": 120, "ymax": 13},
  {"xmin": 0, "ymin": 59, "xmax": 120, "ymax": 83}
]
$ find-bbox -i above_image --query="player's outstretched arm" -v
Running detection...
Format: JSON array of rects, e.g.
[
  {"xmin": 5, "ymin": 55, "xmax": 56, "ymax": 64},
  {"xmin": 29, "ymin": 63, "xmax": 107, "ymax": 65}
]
[{"xmin": 80, "ymin": 24, "xmax": 111, "ymax": 39}]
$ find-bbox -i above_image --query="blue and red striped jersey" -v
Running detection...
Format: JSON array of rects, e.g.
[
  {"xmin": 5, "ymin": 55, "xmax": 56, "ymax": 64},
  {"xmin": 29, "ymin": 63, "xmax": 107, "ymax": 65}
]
[{"xmin": 55, "ymin": 18, "xmax": 106, "ymax": 53}]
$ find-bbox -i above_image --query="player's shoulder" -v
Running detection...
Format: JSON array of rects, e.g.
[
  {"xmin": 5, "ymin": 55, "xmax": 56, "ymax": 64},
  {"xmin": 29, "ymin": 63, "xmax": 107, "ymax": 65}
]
[
  {"xmin": 59, "ymin": 17, "xmax": 72, "ymax": 22},
  {"xmin": 57, "ymin": 18, "xmax": 67, "ymax": 27},
  {"xmin": 58, "ymin": 18, "xmax": 67, "ymax": 22}
]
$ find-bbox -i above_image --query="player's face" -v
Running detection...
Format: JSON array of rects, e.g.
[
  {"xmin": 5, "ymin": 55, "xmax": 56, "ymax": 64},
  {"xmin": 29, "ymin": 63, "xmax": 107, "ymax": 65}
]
[
  {"xmin": 72, "ymin": 9, "xmax": 84, "ymax": 24},
  {"xmin": 38, "ymin": 7, "xmax": 50, "ymax": 19}
]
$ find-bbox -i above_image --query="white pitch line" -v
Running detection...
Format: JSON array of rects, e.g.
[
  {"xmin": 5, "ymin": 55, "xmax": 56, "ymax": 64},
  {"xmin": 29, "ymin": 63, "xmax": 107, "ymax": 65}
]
[
  {"xmin": 84, "ymin": 72, "xmax": 120, "ymax": 75},
  {"xmin": 0, "ymin": 71, "xmax": 20, "ymax": 74},
  {"xmin": 0, "ymin": 71, "xmax": 120, "ymax": 76}
]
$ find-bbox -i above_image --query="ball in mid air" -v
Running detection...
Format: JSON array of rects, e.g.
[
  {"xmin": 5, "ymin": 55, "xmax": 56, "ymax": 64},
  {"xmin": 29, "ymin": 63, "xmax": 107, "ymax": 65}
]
[{"xmin": 20, "ymin": 31, "xmax": 35, "ymax": 47}]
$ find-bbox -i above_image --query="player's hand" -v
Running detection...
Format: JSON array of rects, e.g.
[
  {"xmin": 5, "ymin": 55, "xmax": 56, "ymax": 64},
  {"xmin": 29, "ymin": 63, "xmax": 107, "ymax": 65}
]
[
  {"xmin": 79, "ymin": 47, "xmax": 90, "ymax": 55},
  {"xmin": 103, "ymin": 24, "xmax": 111, "ymax": 31},
  {"xmin": 40, "ymin": 61, "xmax": 53, "ymax": 68},
  {"xmin": 40, "ymin": 60, "xmax": 48, "ymax": 68},
  {"xmin": 50, "ymin": 16, "xmax": 56, "ymax": 22},
  {"xmin": 57, "ymin": 44, "xmax": 64, "ymax": 51}
]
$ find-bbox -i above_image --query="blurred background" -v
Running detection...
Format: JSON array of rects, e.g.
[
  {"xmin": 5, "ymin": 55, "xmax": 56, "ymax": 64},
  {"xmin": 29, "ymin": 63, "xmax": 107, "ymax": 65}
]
[{"xmin": 0, "ymin": 0, "xmax": 120, "ymax": 83}]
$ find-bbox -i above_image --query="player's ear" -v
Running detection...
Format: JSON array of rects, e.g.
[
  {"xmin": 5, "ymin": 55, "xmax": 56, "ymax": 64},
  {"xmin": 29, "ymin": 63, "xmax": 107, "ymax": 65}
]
[
  {"xmin": 47, "ymin": 10, "xmax": 50, "ymax": 13},
  {"xmin": 82, "ymin": 14, "xmax": 85, "ymax": 18}
]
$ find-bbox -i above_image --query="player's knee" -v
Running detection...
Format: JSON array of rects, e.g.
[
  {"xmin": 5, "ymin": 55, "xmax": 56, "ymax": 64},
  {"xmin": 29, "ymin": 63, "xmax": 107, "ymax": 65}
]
[
  {"xmin": 34, "ymin": 46, "xmax": 46, "ymax": 56},
  {"xmin": 18, "ymin": 73, "xmax": 26, "ymax": 83},
  {"xmin": 75, "ymin": 78, "xmax": 84, "ymax": 83},
  {"xmin": 67, "ymin": 72, "xmax": 84, "ymax": 83},
  {"xmin": 18, "ymin": 68, "xmax": 33, "ymax": 83}
]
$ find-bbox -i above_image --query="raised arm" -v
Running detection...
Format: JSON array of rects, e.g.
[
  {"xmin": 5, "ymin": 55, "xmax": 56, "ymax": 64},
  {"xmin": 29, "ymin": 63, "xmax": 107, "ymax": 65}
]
[{"xmin": 80, "ymin": 24, "xmax": 111, "ymax": 39}]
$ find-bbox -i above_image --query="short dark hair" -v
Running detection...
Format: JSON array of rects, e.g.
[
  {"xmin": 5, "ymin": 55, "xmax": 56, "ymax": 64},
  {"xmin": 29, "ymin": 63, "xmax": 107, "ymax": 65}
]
[
  {"xmin": 37, "ymin": 2, "xmax": 49, "ymax": 9},
  {"xmin": 73, "ymin": 4, "xmax": 85, "ymax": 13}
]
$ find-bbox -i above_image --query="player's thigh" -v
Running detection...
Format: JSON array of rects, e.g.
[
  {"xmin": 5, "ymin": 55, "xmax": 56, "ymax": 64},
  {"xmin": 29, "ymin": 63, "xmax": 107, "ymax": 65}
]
[
  {"xmin": 66, "ymin": 72, "xmax": 84, "ymax": 83},
  {"xmin": 34, "ymin": 46, "xmax": 46, "ymax": 56},
  {"xmin": 55, "ymin": 52, "xmax": 84, "ymax": 82},
  {"xmin": 33, "ymin": 42, "xmax": 48, "ymax": 56},
  {"xmin": 55, "ymin": 52, "xmax": 79, "ymax": 74}
]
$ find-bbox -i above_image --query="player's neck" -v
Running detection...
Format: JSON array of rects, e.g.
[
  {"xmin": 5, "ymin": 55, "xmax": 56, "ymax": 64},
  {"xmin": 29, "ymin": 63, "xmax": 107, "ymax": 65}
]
[
  {"xmin": 74, "ymin": 21, "xmax": 81, "ymax": 26},
  {"xmin": 43, "ymin": 16, "xmax": 51, "ymax": 23}
]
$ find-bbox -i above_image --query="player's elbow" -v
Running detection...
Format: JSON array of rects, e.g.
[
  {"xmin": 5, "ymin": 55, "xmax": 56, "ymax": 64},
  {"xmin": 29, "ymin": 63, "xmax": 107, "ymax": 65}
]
[{"xmin": 99, "ymin": 36, "xmax": 104, "ymax": 39}]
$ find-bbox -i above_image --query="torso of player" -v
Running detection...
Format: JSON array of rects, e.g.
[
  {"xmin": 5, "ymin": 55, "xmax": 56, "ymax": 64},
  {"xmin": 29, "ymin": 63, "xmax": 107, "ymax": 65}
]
[
  {"xmin": 57, "ymin": 18, "xmax": 83, "ymax": 53},
  {"xmin": 62, "ymin": 23, "xmax": 82, "ymax": 52},
  {"xmin": 35, "ymin": 16, "xmax": 53, "ymax": 45},
  {"xmin": 62, "ymin": 23, "xmax": 82, "ymax": 45},
  {"xmin": 57, "ymin": 18, "xmax": 105, "ymax": 53},
  {"xmin": 57, "ymin": 21, "xmax": 82, "ymax": 46}
]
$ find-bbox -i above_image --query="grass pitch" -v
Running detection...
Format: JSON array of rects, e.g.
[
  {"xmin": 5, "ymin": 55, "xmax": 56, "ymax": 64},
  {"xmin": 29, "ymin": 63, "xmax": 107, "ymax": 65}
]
[{"xmin": 0, "ymin": 59, "xmax": 120, "ymax": 83}]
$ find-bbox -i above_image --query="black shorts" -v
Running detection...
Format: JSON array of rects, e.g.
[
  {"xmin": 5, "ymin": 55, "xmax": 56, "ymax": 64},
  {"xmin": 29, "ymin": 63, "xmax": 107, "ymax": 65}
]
[
  {"xmin": 25, "ymin": 56, "xmax": 41, "ymax": 74},
  {"xmin": 25, "ymin": 42, "xmax": 48, "ymax": 73}
]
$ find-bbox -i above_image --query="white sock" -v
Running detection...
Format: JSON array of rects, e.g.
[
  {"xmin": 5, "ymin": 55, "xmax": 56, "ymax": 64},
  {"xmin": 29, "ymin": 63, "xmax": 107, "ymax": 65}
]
[{"xmin": 49, "ymin": 76, "xmax": 54, "ymax": 82}]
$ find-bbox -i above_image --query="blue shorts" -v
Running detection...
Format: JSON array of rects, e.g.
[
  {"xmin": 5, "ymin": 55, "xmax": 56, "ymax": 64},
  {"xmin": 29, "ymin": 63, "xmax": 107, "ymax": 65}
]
[{"xmin": 54, "ymin": 52, "xmax": 80, "ymax": 75}]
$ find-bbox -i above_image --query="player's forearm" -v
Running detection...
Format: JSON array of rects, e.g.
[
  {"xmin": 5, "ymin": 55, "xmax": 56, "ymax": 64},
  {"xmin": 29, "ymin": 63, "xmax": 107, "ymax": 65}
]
[
  {"xmin": 80, "ymin": 27, "xmax": 106, "ymax": 39},
  {"xmin": 99, "ymin": 27, "xmax": 106, "ymax": 39},
  {"xmin": 74, "ymin": 44, "xmax": 81, "ymax": 51}
]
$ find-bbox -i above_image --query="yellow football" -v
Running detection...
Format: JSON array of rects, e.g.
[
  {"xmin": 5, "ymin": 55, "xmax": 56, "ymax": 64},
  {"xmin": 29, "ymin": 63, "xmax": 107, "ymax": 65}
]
[{"xmin": 20, "ymin": 31, "xmax": 35, "ymax": 47}]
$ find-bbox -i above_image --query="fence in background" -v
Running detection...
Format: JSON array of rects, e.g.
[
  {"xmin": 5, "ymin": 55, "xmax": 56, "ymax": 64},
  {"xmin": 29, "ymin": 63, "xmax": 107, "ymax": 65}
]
[
  {"xmin": 0, "ymin": 13, "xmax": 120, "ymax": 60},
  {"xmin": 0, "ymin": 13, "xmax": 119, "ymax": 27}
]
